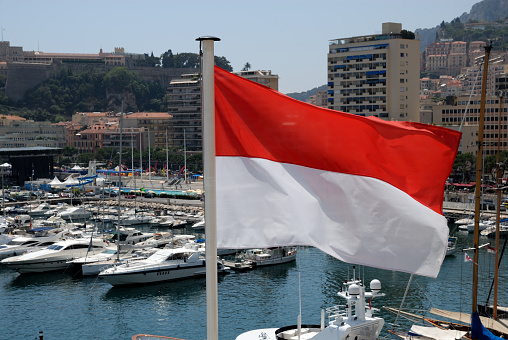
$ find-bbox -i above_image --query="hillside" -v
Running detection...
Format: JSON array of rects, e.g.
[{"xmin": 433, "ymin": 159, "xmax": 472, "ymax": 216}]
[
  {"xmin": 285, "ymin": 84, "xmax": 327, "ymax": 102},
  {"xmin": 416, "ymin": 0, "xmax": 508, "ymax": 51}
]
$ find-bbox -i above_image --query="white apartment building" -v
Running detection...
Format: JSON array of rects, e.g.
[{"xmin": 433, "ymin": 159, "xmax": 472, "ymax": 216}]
[
  {"xmin": 327, "ymin": 22, "xmax": 420, "ymax": 121},
  {"xmin": 0, "ymin": 120, "xmax": 66, "ymax": 148}
]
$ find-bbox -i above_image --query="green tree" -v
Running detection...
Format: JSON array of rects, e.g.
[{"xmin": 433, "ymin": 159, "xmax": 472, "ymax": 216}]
[
  {"xmin": 103, "ymin": 67, "xmax": 136, "ymax": 93},
  {"xmin": 62, "ymin": 146, "xmax": 79, "ymax": 157},
  {"xmin": 400, "ymin": 29, "xmax": 415, "ymax": 40},
  {"xmin": 161, "ymin": 49, "xmax": 174, "ymax": 68},
  {"xmin": 242, "ymin": 62, "xmax": 251, "ymax": 71},
  {"xmin": 77, "ymin": 152, "xmax": 95, "ymax": 164},
  {"xmin": 174, "ymin": 53, "xmax": 200, "ymax": 68},
  {"xmin": 453, "ymin": 152, "xmax": 475, "ymax": 182},
  {"xmin": 215, "ymin": 56, "xmax": 233, "ymax": 71}
]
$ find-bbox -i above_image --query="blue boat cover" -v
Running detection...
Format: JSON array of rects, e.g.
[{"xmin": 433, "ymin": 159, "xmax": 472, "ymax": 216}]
[
  {"xmin": 28, "ymin": 227, "xmax": 54, "ymax": 232},
  {"xmin": 471, "ymin": 312, "xmax": 504, "ymax": 340}
]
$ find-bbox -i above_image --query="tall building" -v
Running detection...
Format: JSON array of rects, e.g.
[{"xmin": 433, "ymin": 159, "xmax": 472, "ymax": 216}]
[
  {"xmin": 433, "ymin": 95, "xmax": 507, "ymax": 156},
  {"xmin": 327, "ymin": 22, "xmax": 420, "ymax": 121},
  {"xmin": 166, "ymin": 70, "xmax": 279, "ymax": 151},
  {"xmin": 166, "ymin": 74, "xmax": 202, "ymax": 151}
]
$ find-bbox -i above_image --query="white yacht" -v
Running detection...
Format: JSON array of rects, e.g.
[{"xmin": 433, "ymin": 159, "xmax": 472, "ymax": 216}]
[
  {"xmin": 56, "ymin": 206, "xmax": 91, "ymax": 222},
  {"xmin": 149, "ymin": 215, "xmax": 186, "ymax": 228},
  {"xmin": 117, "ymin": 212, "xmax": 154, "ymax": 226},
  {"xmin": 133, "ymin": 232, "xmax": 176, "ymax": 249},
  {"xmin": 79, "ymin": 247, "xmax": 157, "ymax": 276},
  {"xmin": 236, "ymin": 270, "xmax": 385, "ymax": 340},
  {"xmin": 191, "ymin": 219, "xmax": 205, "ymax": 230},
  {"xmin": 106, "ymin": 227, "xmax": 152, "ymax": 245},
  {"xmin": 98, "ymin": 244, "xmax": 228, "ymax": 286},
  {"xmin": 68, "ymin": 245, "xmax": 150, "ymax": 275},
  {"xmin": 28, "ymin": 203, "xmax": 53, "ymax": 218},
  {"xmin": 43, "ymin": 203, "xmax": 69, "ymax": 217},
  {"xmin": 1, "ymin": 238, "xmax": 107, "ymax": 273},
  {"xmin": 0, "ymin": 227, "xmax": 66, "ymax": 260},
  {"xmin": 458, "ymin": 220, "xmax": 492, "ymax": 233}
]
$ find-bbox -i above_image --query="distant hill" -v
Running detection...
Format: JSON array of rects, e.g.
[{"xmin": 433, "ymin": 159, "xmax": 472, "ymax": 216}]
[
  {"xmin": 416, "ymin": 0, "xmax": 508, "ymax": 51},
  {"xmin": 285, "ymin": 84, "xmax": 327, "ymax": 102}
]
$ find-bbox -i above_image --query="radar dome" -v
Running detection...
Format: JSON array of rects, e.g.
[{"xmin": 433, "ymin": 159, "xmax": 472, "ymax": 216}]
[
  {"xmin": 349, "ymin": 284, "xmax": 360, "ymax": 296},
  {"xmin": 370, "ymin": 279, "xmax": 381, "ymax": 292}
]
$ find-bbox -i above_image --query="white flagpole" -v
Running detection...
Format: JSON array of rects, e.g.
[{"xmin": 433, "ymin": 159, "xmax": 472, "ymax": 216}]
[{"xmin": 197, "ymin": 35, "xmax": 220, "ymax": 340}]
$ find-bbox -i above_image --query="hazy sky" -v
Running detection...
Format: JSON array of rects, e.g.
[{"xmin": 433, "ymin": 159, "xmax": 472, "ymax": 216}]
[{"xmin": 0, "ymin": 0, "xmax": 481, "ymax": 93}]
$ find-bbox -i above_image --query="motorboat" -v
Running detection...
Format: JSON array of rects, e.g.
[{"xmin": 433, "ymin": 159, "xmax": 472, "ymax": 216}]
[
  {"xmin": 98, "ymin": 244, "xmax": 229, "ymax": 286},
  {"xmin": 445, "ymin": 236, "xmax": 457, "ymax": 256},
  {"xmin": 481, "ymin": 224, "xmax": 508, "ymax": 238},
  {"xmin": 0, "ymin": 233, "xmax": 16, "ymax": 245},
  {"xmin": 43, "ymin": 203, "xmax": 69, "ymax": 217},
  {"xmin": 240, "ymin": 247, "xmax": 297, "ymax": 267},
  {"xmin": 106, "ymin": 227, "xmax": 152, "ymax": 245},
  {"xmin": 191, "ymin": 219, "xmax": 205, "ymax": 230},
  {"xmin": 458, "ymin": 220, "xmax": 492, "ymax": 233},
  {"xmin": 117, "ymin": 211, "xmax": 154, "ymax": 226},
  {"xmin": 10, "ymin": 214, "xmax": 32, "ymax": 228},
  {"xmin": 150, "ymin": 215, "xmax": 187, "ymax": 228},
  {"xmin": 133, "ymin": 232, "xmax": 175, "ymax": 249},
  {"xmin": 36, "ymin": 215, "xmax": 68, "ymax": 228},
  {"xmin": 28, "ymin": 203, "xmax": 53, "ymax": 218},
  {"xmin": 236, "ymin": 270, "xmax": 385, "ymax": 340},
  {"xmin": 0, "ymin": 227, "xmax": 66, "ymax": 260},
  {"xmin": 454, "ymin": 217, "xmax": 474, "ymax": 225},
  {"xmin": 68, "ymin": 244, "xmax": 146, "ymax": 275},
  {"xmin": 56, "ymin": 206, "xmax": 91, "ymax": 222},
  {"xmin": 1, "ymin": 238, "xmax": 107, "ymax": 273},
  {"xmin": 80, "ymin": 247, "xmax": 157, "ymax": 276}
]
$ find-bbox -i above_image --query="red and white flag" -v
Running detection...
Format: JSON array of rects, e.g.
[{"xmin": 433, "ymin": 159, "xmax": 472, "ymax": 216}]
[
  {"xmin": 464, "ymin": 252, "xmax": 476, "ymax": 264},
  {"xmin": 214, "ymin": 66, "xmax": 461, "ymax": 278}
]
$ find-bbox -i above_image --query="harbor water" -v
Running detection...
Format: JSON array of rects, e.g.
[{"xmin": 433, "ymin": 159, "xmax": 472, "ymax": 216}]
[{"xmin": 0, "ymin": 224, "xmax": 507, "ymax": 339}]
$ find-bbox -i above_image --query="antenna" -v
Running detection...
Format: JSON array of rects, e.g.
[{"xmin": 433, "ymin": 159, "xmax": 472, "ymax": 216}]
[{"xmin": 298, "ymin": 271, "xmax": 302, "ymax": 340}]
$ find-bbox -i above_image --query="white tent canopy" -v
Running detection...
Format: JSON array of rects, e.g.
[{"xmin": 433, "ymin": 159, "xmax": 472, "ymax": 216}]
[
  {"xmin": 63, "ymin": 176, "xmax": 79, "ymax": 185},
  {"xmin": 48, "ymin": 176, "xmax": 65, "ymax": 188}
]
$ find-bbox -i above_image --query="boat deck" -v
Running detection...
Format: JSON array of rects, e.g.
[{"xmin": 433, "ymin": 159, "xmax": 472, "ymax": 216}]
[{"xmin": 222, "ymin": 260, "xmax": 253, "ymax": 272}]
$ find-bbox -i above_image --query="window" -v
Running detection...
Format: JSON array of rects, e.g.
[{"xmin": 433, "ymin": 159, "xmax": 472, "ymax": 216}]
[{"xmin": 400, "ymin": 53, "xmax": 404, "ymax": 57}]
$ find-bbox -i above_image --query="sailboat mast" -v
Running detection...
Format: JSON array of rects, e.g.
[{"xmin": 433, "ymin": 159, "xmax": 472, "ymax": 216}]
[
  {"xmin": 472, "ymin": 42, "xmax": 492, "ymax": 316},
  {"xmin": 197, "ymin": 35, "xmax": 220, "ymax": 340},
  {"xmin": 139, "ymin": 130, "xmax": 142, "ymax": 185},
  {"xmin": 148, "ymin": 129, "xmax": 151, "ymax": 183},
  {"xmin": 493, "ymin": 91, "xmax": 503, "ymax": 319},
  {"xmin": 166, "ymin": 129, "xmax": 169, "ymax": 182},
  {"xmin": 184, "ymin": 129, "xmax": 187, "ymax": 183},
  {"xmin": 116, "ymin": 101, "xmax": 124, "ymax": 261}
]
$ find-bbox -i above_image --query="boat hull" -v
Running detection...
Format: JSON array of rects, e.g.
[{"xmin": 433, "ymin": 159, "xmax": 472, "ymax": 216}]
[
  {"xmin": 4, "ymin": 257, "xmax": 77, "ymax": 273},
  {"xmin": 99, "ymin": 262, "xmax": 210, "ymax": 286}
]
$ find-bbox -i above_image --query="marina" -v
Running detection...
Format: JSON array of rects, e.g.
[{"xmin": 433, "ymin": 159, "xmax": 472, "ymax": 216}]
[{"xmin": 0, "ymin": 223, "xmax": 507, "ymax": 339}]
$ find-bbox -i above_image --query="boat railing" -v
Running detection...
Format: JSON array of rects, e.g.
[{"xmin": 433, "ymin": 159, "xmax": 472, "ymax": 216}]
[{"xmin": 326, "ymin": 305, "xmax": 347, "ymax": 324}]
